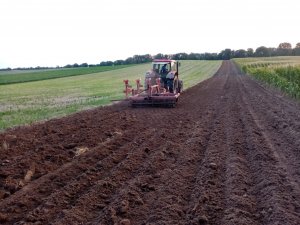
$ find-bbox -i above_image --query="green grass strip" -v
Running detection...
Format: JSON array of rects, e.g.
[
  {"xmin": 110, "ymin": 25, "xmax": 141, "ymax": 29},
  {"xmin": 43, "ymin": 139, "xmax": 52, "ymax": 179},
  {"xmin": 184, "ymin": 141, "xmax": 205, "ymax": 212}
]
[{"xmin": 0, "ymin": 65, "xmax": 135, "ymax": 85}]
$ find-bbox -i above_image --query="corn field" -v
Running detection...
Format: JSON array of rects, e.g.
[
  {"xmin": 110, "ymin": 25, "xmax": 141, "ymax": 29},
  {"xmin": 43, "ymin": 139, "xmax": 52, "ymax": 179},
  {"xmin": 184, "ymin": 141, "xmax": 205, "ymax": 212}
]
[{"xmin": 235, "ymin": 57, "xmax": 300, "ymax": 99}]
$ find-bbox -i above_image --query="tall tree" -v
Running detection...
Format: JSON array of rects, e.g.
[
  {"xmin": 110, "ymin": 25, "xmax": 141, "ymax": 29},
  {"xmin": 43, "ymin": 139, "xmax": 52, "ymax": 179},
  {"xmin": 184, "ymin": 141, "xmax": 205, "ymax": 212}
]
[
  {"xmin": 247, "ymin": 48, "xmax": 254, "ymax": 57},
  {"xmin": 154, "ymin": 53, "xmax": 165, "ymax": 59},
  {"xmin": 278, "ymin": 42, "xmax": 292, "ymax": 49},
  {"xmin": 234, "ymin": 49, "xmax": 247, "ymax": 58},
  {"xmin": 187, "ymin": 53, "xmax": 197, "ymax": 60},
  {"xmin": 255, "ymin": 46, "xmax": 270, "ymax": 57},
  {"xmin": 219, "ymin": 49, "xmax": 233, "ymax": 60},
  {"xmin": 277, "ymin": 42, "xmax": 292, "ymax": 56},
  {"xmin": 172, "ymin": 53, "xmax": 188, "ymax": 60},
  {"xmin": 268, "ymin": 48, "xmax": 277, "ymax": 57},
  {"xmin": 114, "ymin": 60, "xmax": 125, "ymax": 65},
  {"xmin": 100, "ymin": 61, "xmax": 113, "ymax": 66},
  {"xmin": 294, "ymin": 42, "xmax": 300, "ymax": 56},
  {"xmin": 80, "ymin": 63, "xmax": 88, "ymax": 67}
]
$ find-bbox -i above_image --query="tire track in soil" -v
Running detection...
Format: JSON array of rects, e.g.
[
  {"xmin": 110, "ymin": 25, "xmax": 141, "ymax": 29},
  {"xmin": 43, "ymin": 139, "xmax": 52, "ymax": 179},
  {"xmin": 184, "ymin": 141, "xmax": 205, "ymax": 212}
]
[
  {"xmin": 183, "ymin": 64, "xmax": 260, "ymax": 225},
  {"xmin": 238, "ymin": 75, "xmax": 300, "ymax": 183},
  {"xmin": 216, "ymin": 67, "xmax": 267, "ymax": 225},
  {"xmin": 235, "ymin": 75, "xmax": 300, "ymax": 225},
  {"xmin": 183, "ymin": 75, "xmax": 231, "ymax": 224},
  {"xmin": 0, "ymin": 61, "xmax": 300, "ymax": 224}
]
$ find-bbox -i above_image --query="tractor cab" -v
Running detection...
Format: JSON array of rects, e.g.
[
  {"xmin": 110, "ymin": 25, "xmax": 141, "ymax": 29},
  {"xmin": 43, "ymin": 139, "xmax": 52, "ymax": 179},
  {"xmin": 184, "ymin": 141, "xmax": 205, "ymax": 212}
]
[
  {"xmin": 152, "ymin": 60, "xmax": 178, "ymax": 76},
  {"xmin": 151, "ymin": 59, "xmax": 179, "ymax": 92},
  {"xmin": 152, "ymin": 62, "xmax": 171, "ymax": 74}
]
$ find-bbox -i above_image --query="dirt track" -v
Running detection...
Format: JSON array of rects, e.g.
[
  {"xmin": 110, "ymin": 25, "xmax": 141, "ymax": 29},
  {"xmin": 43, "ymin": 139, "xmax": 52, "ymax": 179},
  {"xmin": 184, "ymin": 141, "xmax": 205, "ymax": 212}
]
[{"xmin": 1, "ymin": 61, "xmax": 300, "ymax": 225}]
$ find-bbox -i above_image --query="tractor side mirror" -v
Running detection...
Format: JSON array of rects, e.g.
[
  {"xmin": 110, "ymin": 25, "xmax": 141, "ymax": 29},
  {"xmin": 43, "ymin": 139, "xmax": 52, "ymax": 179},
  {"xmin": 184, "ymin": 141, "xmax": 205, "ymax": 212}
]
[{"xmin": 178, "ymin": 62, "xmax": 181, "ymax": 67}]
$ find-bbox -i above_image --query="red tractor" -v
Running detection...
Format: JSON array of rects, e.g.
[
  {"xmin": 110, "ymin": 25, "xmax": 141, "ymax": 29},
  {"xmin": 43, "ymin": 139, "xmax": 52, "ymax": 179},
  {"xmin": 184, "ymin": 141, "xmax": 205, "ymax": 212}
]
[{"xmin": 123, "ymin": 59, "xmax": 183, "ymax": 107}]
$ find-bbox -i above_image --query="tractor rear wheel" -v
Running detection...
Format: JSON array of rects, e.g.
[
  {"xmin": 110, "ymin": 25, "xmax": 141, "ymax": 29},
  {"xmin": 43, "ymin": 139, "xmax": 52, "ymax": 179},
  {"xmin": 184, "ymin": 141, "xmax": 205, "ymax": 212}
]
[{"xmin": 173, "ymin": 79, "xmax": 179, "ymax": 94}]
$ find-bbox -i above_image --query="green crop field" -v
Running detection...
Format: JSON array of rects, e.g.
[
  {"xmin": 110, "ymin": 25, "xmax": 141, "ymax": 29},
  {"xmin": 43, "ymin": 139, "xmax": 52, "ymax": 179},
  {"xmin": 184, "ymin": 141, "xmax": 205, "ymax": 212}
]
[
  {"xmin": 0, "ymin": 60, "xmax": 221, "ymax": 130},
  {"xmin": 234, "ymin": 56, "xmax": 300, "ymax": 99},
  {"xmin": 234, "ymin": 56, "xmax": 300, "ymax": 66},
  {"xmin": 0, "ymin": 65, "xmax": 134, "ymax": 85}
]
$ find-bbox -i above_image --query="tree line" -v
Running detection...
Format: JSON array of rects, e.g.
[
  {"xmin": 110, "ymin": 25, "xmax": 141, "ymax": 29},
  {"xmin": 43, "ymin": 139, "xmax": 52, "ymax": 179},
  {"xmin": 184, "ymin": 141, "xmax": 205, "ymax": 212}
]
[
  {"xmin": 171, "ymin": 42, "xmax": 300, "ymax": 60},
  {"xmin": 78, "ymin": 42, "xmax": 300, "ymax": 67},
  {"xmin": 1, "ymin": 42, "xmax": 300, "ymax": 71}
]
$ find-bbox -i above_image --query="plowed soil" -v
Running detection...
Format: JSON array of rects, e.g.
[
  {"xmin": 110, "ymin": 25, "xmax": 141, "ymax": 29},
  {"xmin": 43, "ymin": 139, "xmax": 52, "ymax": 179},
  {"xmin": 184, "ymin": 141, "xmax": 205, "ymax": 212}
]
[{"xmin": 1, "ymin": 61, "xmax": 300, "ymax": 225}]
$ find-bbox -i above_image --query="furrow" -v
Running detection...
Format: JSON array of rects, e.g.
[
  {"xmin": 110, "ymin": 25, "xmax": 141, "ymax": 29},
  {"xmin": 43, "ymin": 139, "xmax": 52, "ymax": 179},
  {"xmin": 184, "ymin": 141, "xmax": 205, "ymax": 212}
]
[{"xmin": 237, "ymin": 75, "xmax": 300, "ymax": 224}]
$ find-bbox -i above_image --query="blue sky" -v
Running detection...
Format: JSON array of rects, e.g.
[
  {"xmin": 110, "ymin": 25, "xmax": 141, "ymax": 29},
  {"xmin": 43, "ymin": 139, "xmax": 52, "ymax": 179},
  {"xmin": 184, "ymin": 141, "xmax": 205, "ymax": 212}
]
[{"xmin": 0, "ymin": 0, "xmax": 299, "ymax": 68}]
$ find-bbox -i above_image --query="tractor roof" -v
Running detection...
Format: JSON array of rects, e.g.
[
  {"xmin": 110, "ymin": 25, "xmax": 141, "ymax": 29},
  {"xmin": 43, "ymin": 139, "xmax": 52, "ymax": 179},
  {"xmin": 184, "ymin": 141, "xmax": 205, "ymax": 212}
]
[{"xmin": 153, "ymin": 59, "xmax": 176, "ymax": 63}]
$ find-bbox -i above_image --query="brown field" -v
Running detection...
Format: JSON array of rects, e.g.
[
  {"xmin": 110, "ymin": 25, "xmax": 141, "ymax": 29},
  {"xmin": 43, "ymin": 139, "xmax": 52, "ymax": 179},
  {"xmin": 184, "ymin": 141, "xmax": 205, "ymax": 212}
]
[{"xmin": 0, "ymin": 61, "xmax": 299, "ymax": 224}]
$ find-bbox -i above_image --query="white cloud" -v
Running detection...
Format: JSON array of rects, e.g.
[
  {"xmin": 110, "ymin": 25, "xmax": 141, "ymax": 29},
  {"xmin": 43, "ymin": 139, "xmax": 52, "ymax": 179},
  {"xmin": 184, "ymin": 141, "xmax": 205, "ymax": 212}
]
[{"xmin": 0, "ymin": 0, "xmax": 299, "ymax": 68}]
